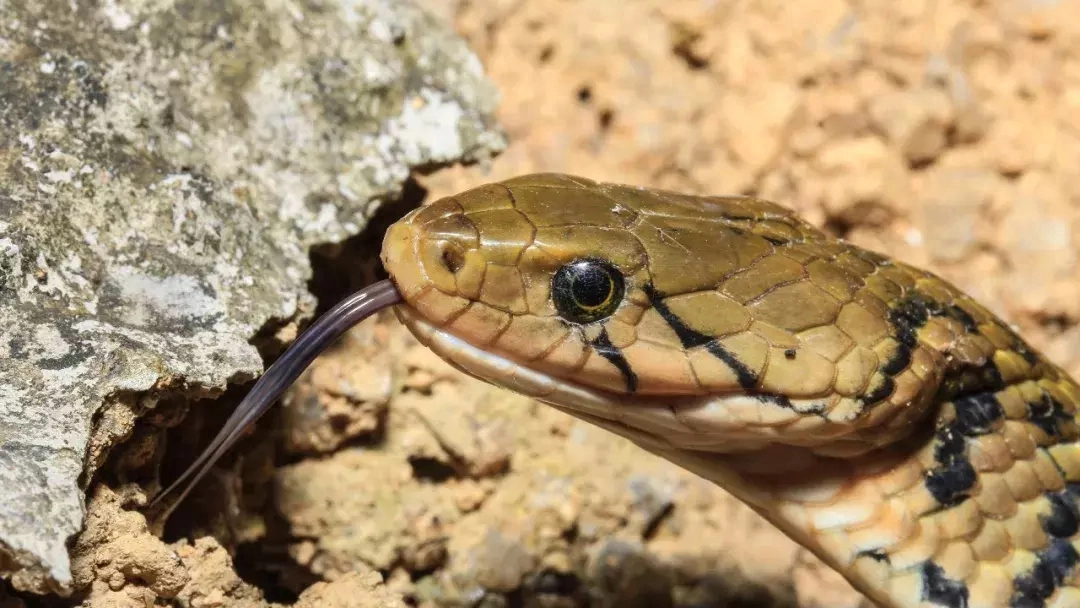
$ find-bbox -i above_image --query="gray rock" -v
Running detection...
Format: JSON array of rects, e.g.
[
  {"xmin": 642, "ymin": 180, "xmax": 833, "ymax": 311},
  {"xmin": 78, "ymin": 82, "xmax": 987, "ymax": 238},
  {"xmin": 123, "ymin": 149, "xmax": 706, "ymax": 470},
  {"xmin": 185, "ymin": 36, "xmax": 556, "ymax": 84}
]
[{"xmin": 0, "ymin": 0, "xmax": 505, "ymax": 595}]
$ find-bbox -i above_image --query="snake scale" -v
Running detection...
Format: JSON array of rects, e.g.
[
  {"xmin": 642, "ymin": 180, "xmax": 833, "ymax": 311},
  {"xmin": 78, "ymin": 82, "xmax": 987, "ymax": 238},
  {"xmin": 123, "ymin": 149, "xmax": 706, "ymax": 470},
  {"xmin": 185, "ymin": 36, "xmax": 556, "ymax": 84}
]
[{"xmin": 158, "ymin": 173, "xmax": 1080, "ymax": 608}]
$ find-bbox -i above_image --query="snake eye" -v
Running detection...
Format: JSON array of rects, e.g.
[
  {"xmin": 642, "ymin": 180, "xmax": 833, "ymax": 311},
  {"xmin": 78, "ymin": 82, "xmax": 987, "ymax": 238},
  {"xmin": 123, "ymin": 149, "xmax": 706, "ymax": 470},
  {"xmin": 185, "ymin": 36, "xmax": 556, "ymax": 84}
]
[{"xmin": 551, "ymin": 259, "xmax": 625, "ymax": 324}]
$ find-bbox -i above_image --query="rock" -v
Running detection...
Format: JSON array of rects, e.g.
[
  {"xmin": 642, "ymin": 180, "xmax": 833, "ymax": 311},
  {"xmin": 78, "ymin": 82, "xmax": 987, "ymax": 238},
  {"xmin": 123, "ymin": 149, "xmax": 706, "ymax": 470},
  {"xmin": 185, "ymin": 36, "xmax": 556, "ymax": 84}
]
[
  {"xmin": 625, "ymin": 474, "xmax": 676, "ymax": 537},
  {"xmin": 998, "ymin": 172, "xmax": 1079, "ymax": 317},
  {"xmin": 276, "ymin": 448, "xmax": 452, "ymax": 575},
  {"xmin": 588, "ymin": 540, "xmax": 674, "ymax": 608},
  {"xmin": 396, "ymin": 340, "xmax": 518, "ymax": 478},
  {"xmin": 173, "ymin": 537, "xmax": 265, "ymax": 608},
  {"xmin": 998, "ymin": 0, "xmax": 1077, "ymax": 40},
  {"xmin": 1047, "ymin": 324, "xmax": 1080, "ymax": 381},
  {"xmin": 401, "ymin": 381, "xmax": 515, "ymax": 478},
  {"xmin": 0, "ymin": 0, "xmax": 504, "ymax": 595},
  {"xmin": 983, "ymin": 101, "xmax": 1055, "ymax": 175},
  {"xmin": 926, "ymin": 52, "xmax": 990, "ymax": 145},
  {"xmin": 868, "ymin": 88, "xmax": 954, "ymax": 165},
  {"xmin": 462, "ymin": 529, "xmax": 537, "ymax": 593},
  {"xmin": 813, "ymin": 136, "xmax": 907, "ymax": 226},
  {"xmin": 718, "ymin": 82, "xmax": 803, "ymax": 189},
  {"xmin": 282, "ymin": 323, "xmax": 397, "ymax": 455},
  {"xmin": 916, "ymin": 167, "xmax": 1001, "ymax": 262},
  {"xmin": 401, "ymin": 512, "xmax": 450, "ymax": 573},
  {"xmin": 293, "ymin": 569, "xmax": 408, "ymax": 608},
  {"xmin": 71, "ymin": 485, "xmax": 191, "ymax": 606}
]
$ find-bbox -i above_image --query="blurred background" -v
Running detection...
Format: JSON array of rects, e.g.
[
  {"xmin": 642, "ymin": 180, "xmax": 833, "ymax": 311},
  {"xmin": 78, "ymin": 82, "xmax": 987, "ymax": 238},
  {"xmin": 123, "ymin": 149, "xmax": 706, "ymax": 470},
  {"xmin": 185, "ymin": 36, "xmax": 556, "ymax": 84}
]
[{"xmin": 27, "ymin": 1, "xmax": 1079, "ymax": 607}]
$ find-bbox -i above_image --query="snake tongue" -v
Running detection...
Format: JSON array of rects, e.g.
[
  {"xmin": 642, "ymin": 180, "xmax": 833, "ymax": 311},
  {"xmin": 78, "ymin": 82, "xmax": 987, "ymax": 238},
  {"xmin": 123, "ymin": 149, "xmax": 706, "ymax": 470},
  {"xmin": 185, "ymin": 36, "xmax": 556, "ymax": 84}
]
[{"xmin": 151, "ymin": 280, "xmax": 403, "ymax": 510}]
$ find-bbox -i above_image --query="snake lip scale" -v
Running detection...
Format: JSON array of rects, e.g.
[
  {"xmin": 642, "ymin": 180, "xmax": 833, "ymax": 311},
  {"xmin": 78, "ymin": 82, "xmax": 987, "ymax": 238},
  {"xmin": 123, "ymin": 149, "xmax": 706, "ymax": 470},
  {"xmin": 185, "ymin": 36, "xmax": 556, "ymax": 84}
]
[{"xmin": 156, "ymin": 173, "xmax": 1080, "ymax": 608}]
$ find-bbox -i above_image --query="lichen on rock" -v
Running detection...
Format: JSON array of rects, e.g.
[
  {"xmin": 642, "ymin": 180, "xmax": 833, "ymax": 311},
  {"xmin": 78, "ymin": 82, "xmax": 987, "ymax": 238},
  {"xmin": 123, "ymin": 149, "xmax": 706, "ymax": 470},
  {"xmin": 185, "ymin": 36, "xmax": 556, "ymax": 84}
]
[{"xmin": 0, "ymin": 0, "xmax": 504, "ymax": 595}]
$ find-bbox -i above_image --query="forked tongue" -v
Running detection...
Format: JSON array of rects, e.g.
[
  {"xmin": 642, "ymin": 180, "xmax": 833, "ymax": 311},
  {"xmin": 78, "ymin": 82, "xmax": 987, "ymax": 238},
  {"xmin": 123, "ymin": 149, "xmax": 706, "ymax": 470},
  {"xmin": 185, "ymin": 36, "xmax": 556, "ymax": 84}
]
[{"xmin": 151, "ymin": 279, "xmax": 402, "ymax": 509}]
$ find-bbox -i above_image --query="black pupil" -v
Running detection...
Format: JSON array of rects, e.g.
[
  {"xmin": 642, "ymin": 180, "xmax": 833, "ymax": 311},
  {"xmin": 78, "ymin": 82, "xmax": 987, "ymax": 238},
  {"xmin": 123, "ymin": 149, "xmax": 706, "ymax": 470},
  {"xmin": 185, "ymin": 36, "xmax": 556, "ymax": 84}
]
[
  {"xmin": 552, "ymin": 260, "xmax": 625, "ymax": 324},
  {"xmin": 570, "ymin": 265, "xmax": 612, "ymax": 308}
]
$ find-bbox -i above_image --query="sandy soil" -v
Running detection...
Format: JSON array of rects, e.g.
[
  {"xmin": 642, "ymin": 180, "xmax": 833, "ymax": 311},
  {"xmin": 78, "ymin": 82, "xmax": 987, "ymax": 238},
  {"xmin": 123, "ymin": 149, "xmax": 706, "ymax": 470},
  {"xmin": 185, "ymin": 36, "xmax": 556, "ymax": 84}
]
[{"xmin": 44, "ymin": 0, "xmax": 1080, "ymax": 607}]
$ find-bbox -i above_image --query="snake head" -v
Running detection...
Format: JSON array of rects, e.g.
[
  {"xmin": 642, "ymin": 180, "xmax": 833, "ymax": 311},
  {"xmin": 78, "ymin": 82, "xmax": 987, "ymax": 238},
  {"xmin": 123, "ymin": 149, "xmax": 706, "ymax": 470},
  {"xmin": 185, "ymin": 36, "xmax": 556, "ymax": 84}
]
[{"xmin": 381, "ymin": 173, "xmax": 946, "ymax": 458}]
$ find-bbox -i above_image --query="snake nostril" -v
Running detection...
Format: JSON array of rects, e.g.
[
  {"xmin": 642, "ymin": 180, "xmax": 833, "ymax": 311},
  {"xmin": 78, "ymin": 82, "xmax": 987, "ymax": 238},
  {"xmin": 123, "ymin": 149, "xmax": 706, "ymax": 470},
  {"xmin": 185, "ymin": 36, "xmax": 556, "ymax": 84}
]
[{"xmin": 440, "ymin": 245, "xmax": 465, "ymax": 274}]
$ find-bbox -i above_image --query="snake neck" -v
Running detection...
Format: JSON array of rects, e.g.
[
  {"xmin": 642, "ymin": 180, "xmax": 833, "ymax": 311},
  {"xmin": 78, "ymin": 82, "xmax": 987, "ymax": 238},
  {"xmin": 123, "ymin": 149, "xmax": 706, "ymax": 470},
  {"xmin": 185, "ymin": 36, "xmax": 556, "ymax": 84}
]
[{"xmin": 642, "ymin": 359, "xmax": 1080, "ymax": 608}]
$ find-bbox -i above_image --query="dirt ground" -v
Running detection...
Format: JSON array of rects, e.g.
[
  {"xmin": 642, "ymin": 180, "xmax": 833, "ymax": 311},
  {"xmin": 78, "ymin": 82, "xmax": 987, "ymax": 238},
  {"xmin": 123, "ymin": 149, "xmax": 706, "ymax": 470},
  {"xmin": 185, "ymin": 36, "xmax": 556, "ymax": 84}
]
[{"xmin": 33, "ymin": 0, "xmax": 1080, "ymax": 607}]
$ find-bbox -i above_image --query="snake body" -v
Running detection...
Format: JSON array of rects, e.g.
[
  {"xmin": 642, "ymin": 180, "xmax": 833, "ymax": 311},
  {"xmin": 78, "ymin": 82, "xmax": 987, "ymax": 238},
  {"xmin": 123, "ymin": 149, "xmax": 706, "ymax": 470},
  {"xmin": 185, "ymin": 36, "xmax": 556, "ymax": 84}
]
[{"xmin": 379, "ymin": 173, "xmax": 1080, "ymax": 608}]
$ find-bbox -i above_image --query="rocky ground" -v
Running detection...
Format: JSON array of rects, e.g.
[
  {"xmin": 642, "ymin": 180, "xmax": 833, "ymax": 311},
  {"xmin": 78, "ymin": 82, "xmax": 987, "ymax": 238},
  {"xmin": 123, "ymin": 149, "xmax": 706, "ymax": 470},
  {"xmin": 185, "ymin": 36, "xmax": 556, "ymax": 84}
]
[{"xmin": 7, "ymin": 0, "xmax": 1080, "ymax": 606}]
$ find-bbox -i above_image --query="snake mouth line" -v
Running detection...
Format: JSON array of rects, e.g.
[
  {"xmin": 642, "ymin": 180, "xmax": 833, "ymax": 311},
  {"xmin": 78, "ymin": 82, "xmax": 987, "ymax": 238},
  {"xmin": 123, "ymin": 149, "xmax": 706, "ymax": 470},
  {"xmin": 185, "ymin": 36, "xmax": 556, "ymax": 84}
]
[
  {"xmin": 394, "ymin": 304, "xmax": 789, "ymax": 514},
  {"xmin": 393, "ymin": 303, "xmax": 713, "ymax": 450}
]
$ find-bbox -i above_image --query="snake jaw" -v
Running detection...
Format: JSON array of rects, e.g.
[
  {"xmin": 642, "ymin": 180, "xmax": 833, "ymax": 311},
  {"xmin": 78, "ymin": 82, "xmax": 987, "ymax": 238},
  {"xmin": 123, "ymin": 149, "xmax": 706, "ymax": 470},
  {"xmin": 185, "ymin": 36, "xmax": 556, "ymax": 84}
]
[
  {"xmin": 393, "ymin": 303, "xmax": 888, "ymax": 458},
  {"xmin": 393, "ymin": 304, "xmax": 725, "ymax": 442}
]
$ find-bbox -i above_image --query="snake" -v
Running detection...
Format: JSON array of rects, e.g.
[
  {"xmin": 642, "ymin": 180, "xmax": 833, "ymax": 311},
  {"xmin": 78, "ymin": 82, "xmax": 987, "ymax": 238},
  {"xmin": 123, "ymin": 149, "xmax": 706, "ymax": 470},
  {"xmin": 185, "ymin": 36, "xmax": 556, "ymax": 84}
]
[{"xmin": 154, "ymin": 173, "xmax": 1080, "ymax": 608}]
